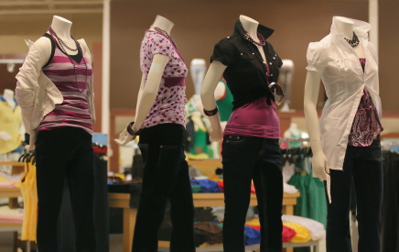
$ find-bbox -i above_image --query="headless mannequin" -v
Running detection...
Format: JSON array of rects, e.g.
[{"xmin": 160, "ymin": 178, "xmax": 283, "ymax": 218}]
[
  {"xmin": 190, "ymin": 58, "xmax": 207, "ymax": 95},
  {"xmin": 0, "ymin": 89, "xmax": 16, "ymax": 141},
  {"xmin": 3, "ymin": 89, "xmax": 16, "ymax": 109},
  {"xmin": 116, "ymin": 15, "xmax": 173, "ymax": 145},
  {"xmin": 304, "ymin": 16, "xmax": 364, "ymax": 180},
  {"xmin": 279, "ymin": 59, "xmax": 294, "ymax": 112},
  {"xmin": 201, "ymin": 15, "xmax": 266, "ymax": 142},
  {"xmin": 35, "ymin": 15, "xmax": 78, "ymax": 67}
]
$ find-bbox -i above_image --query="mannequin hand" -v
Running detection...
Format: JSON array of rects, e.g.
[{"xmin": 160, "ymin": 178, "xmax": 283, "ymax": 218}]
[
  {"xmin": 114, "ymin": 129, "xmax": 135, "ymax": 146},
  {"xmin": 209, "ymin": 126, "xmax": 223, "ymax": 142},
  {"xmin": 311, "ymin": 151, "xmax": 329, "ymax": 181},
  {"xmin": 0, "ymin": 131, "xmax": 12, "ymax": 141}
]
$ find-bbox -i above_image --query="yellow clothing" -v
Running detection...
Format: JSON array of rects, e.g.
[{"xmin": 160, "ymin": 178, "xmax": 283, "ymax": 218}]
[
  {"xmin": 283, "ymin": 221, "xmax": 311, "ymax": 243},
  {"xmin": 20, "ymin": 161, "xmax": 37, "ymax": 241},
  {"xmin": 0, "ymin": 100, "xmax": 22, "ymax": 154}
]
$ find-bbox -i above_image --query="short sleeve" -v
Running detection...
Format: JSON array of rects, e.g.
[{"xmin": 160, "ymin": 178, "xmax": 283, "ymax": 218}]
[
  {"xmin": 210, "ymin": 39, "xmax": 235, "ymax": 66},
  {"xmin": 306, "ymin": 41, "xmax": 326, "ymax": 73},
  {"xmin": 150, "ymin": 34, "xmax": 173, "ymax": 58}
]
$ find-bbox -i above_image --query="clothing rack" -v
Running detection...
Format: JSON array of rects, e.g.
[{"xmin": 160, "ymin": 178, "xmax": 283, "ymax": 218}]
[{"xmin": 279, "ymin": 137, "xmax": 310, "ymax": 144}]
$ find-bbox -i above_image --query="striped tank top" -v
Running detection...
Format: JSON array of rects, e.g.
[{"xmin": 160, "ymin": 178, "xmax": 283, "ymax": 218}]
[{"xmin": 38, "ymin": 33, "xmax": 93, "ymax": 134}]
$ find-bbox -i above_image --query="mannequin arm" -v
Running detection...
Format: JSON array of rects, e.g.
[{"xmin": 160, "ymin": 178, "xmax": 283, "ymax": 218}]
[
  {"xmin": 304, "ymin": 70, "xmax": 328, "ymax": 180},
  {"xmin": 115, "ymin": 54, "xmax": 169, "ymax": 145},
  {"xmin": 200, "ymin": 61, "xmax": 227, "ymax": 142}
]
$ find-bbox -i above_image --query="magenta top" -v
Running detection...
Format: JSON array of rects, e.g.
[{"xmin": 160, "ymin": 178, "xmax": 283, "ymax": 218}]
[
  {"xmin": 140, "ymin": 30, "xmax": 187, "ymax": 129},
  {"xmin": 348, "ymin": 58, "xmax": 383, "ymax": 147},
  {"xmin": 224, "ymin": 96, "xmax": 280, "ymax": 139},
  {"xmin": 39, "ymin": 34, "xmax": 93, "ymax": 134}
]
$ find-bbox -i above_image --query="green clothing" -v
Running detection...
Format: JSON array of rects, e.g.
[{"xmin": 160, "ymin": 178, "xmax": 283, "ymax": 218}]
[{"xmin": 215, "ymin": 79, "xmax": 233, "ymax": 122}]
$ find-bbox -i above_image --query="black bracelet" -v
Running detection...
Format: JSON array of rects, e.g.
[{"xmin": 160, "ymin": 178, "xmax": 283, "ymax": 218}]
[
  {"xmin": 126, "ymin": 121, "xmax": 140, "ymax": 136},
  {"xmin": 203, "ymin": 106, "xmax": 219, "ymax": 116}
]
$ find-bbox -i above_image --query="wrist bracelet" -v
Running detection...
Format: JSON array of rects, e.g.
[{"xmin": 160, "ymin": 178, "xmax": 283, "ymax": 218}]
[
  {"xmin": 126, "ymin": 121, "xmax": 140, "ymax": 136},
  {"xmin": 203, "ymin": 106, "xmax": 219, "ymax": 116}
]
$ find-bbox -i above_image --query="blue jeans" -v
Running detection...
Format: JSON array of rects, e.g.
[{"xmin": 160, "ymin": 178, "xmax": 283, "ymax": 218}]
[
  {"xmin": 327, "ymin": 136, "xmax": 383, "ymax": 252},
  {"xmin": 222, "ymin": 135, "xmax": 283, "ymax": 252},
  {"xmin": 132, "ymin": 124, "xmax": 195, "ymax": 252},
  {"xmin": 35, "ymin": 127, "xmax": 96, "ymax": 252}
]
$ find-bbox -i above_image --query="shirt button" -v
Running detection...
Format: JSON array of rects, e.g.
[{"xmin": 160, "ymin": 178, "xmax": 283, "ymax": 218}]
[
  {"xmin": 270, "ymin": 74, "xmax": 274, "ymax": 76},
  {"xmin": 273, "ymin": 57, "xmax": 276, "ymax": 60},
  {"xmin": 252, "ymin": 52, "xmax": 255, "ymax": 55},
  {"xmin": 240, "ymin": 53, "xmax": 243, "ymax": 55},
  {"xmin": 269, "ymin": 62, "xmax": 273, "ymax": 65}
]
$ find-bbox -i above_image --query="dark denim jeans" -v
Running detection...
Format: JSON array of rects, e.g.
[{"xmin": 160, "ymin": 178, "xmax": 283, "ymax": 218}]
[
  {"xmin": 327, "ymin": 136, "xmax": 383, "ymax": 252},
  {"xmin": 132, "ymin": 124, "xmax": 195, "ymax": 252},
  {"xmin": 35, "ymin": 127, "xmax": 96, "ymax": 252},
  {"xmin": 222, "ymin": 135, "xmax": 283, "ymax": 252}
]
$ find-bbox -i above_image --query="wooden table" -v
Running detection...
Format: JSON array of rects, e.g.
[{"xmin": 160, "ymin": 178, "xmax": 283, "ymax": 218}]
[{"xmin": 108, "ymin": 192, "xmax": 300, "ymax": 252}]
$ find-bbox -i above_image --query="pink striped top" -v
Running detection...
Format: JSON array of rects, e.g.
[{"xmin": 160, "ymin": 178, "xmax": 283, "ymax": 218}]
[{"xmin": 38, "ymin": 34, "xmax": 93, "ymax": 134}]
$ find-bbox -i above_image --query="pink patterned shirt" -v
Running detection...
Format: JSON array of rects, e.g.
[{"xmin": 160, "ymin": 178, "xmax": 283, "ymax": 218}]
[
  {"xmin": 348, "ymin": 58, "xmax": 383, "ymax": 147},
  {"xmin": 140, "ymin": 30, "xmax": 187, "ymax": 129}
]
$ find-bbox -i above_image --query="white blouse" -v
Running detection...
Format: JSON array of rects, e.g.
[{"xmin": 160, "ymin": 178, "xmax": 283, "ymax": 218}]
[{"xmin": 306, "ymin": 17, "xmax": 382, "ymax": 171}]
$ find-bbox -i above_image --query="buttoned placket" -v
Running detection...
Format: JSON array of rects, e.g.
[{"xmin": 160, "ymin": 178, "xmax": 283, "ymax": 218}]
[{"xmin": 247, "ymin": 41, "xmax": 272, "ymax": 83}]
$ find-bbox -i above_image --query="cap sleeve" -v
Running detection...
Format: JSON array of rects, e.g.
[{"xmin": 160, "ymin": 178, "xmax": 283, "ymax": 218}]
[
  {"xmin": 150, "ymin": 34, "xmax": 173, "ymax": 58},
  {"xmin": 306, "ymin": 41, "xmax": 326, "ymax": 73},
  {"xmin": 210, "ymin": 39, "xmax": 235, "ymax": 66}
]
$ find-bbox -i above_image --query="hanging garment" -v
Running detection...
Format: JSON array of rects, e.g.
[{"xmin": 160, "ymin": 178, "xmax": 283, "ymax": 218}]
[
  {"xmin": 287, "ymin": 156, "xmax": 327, "ymax": 227},
  {"xmin": 20, "ymin": 160, "xmax": 38, "ymax": 241},
  {"xmin": 0, "ymin": 97, "xmax": 22, "ymax": 154}
]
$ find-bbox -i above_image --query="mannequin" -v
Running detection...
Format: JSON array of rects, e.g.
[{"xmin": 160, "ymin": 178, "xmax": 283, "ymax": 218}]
[
  {"xmin": 190, "ymin": 58, "xmax": 207, "ymax": 95},
  {"xmin": 304, "ymin": 16, "xmax": 383, "ymax": 252},
  {"xmin": 0, "ymin": 89, "xmax": 22, "ymax": 156},
  {"xmin": 116, "ymin": 15, "xmax": 195, "ymax": 252},
  {"xmin": 15, "ymin": 15, "xmax": 96, "ymax": 251},
  {"xmin": 279, "ymin": 59, "xmax": 294, "ymax": 112},
  {"xmin": 201, "ymin": 15, "xmax": 283, "ymax": 251}
]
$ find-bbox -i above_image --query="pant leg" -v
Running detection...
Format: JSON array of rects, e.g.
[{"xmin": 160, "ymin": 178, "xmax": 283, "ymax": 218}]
[
  {"xmin": 169, "ymin": 157, "xmax": 195, "ymax": 252},
  {"xmin": 352, "ymin": 140, "xmax": 383, "ymax": 252},
  {"xmin": 132, "ymin": 124, "xmax": 194, "ymax": 252},
  {"xmin": 327, "ymin": 155, "xmax": 354, "ymax": 252},
  {"xmin": 66, "ymin": 129, "xmax": 96, "ymax": 252},
  {"xmin": 253, "ymin": 138, "xmax": 283, "ymax": 252},
  {"xmin": 35, "ymin": 129, "xmax": 70, "ymax": 252},
  {"xmin": 222, "ymin": 135, "xmax": 262, "ymax": 252}
]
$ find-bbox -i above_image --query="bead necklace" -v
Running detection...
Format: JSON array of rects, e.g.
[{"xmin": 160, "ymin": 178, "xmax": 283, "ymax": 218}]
[
  {"xmin": 49, "ymin": 27, "xmax": 88, "ymax": 93},
  {"xmin": 243, "ymin": 32, "xmax": 266, "ymax": 47},
  {"xmin": 154, "ymin": 27, "xmax": 178, "ymax": 48},
  {"xmin": 49, "ymin": 27, "xmax": 78, "ymax": 52},
  {"xmin": 344, "ymin": 32, "xmax": 360, "ymax": 48}
]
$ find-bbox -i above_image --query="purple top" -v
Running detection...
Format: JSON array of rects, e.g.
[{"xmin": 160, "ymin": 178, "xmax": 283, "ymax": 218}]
[
  {"xmin": 140, "ymin": 30, "xmax": 188, "ymax": 129},
  {"xmin": 39, "ymin": 35, "xmax": 93, "ymax": 134},
  {"xmin": 224, "ymin": 96, "xmax": 280, "ymax": 139},
  {"xmin": 348, "ymin": 58, "xmax": 383, "ymax": 147}
]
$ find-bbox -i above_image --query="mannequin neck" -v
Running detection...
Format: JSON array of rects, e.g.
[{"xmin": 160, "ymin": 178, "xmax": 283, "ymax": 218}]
[
  {"xmin": 240, "ymin": 15, "xmax": 259, "ymax": 42},
  {"xmin": 50, "ymin": 15, "xmax": 73, "ymax": 40},
  {"xmin": 334, "ymin": 16, "xmax": 354, "ymax": 40},
  {"xmin": 150, "ymin": 15, "xmax": 174, "ymax": 34},
  {"xmin": 3, "ymin": 89, "xmax": 16, "ymax": 109}
]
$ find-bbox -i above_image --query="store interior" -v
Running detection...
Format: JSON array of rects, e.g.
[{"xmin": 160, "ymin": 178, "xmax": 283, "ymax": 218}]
[{"xmin": 0, "ymin": 0, "xmax": 399, "ymax": 251}]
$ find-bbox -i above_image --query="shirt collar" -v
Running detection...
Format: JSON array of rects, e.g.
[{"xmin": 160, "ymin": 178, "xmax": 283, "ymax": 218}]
[
  {"xmin": 330, "ymin": 17, "xmax": 371, "ymax": 40},
  {"xmin": 234, "ymin": 19, "xmax": 274, "ymax": 40}
]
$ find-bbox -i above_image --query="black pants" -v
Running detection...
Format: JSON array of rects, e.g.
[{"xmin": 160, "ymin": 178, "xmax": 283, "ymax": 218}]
[
  {"xmin": 35, "ymin": 127, "xmax": 96, "ymax": 252},
  {"xmin": 222, "ymin": 135, "xmax": 283, "ymax": 252},
  {"xmin": 132, "ymin": 124, "xmax": 195, "ymax": 252},
  {"xmin": 327, "ymin": 137, "xmax": 383, "ymax": 252}
]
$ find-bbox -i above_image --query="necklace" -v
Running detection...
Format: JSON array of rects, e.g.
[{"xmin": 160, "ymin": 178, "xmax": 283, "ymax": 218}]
[
  {"xmin": 243, "ymin": 32, "xmax": 266, "ymax": 47},
  {"xmin": 48, "ymin": 27, "xmax": 78, "ymax": 52},
  {"xmin": 48, "ymin": 27, "xmax": 88, "ymax": 93},
  {"xmin": 154, "ymin": 27, "xmax": 178, "ymax": 48},
  {"xmin": 344, "ymin": 32, "xmax": 360, "ymax": 48}
]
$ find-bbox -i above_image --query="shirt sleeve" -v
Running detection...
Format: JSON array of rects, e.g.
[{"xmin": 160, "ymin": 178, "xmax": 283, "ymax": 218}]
[
  {"xmin": 150, "ymin": 34, "xmax": 174, "ymax": 58},
  {"xmin": 210, "ymin": 39, "xmax": 235, "ymax": 66},
  {"xmin": 306, "ymin": 41, "xmax": 326, "ymax": 73}
]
